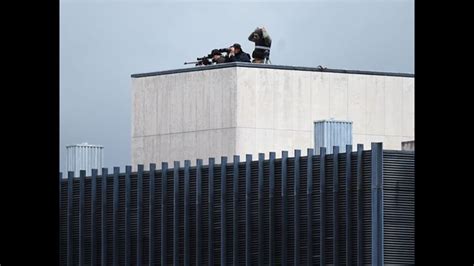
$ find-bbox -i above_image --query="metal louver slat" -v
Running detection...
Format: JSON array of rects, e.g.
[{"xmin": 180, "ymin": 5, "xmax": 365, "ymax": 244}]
[{"xmin": 60, "ymin": 143, "xmax": 414, "ymax": 265}]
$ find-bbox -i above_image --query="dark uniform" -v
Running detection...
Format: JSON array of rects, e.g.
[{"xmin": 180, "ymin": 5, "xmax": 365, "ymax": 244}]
[
  {"xmin": 211, "ymin": 49, "xmax": 227, "ymax": 64},
  {"xmin": 214, "ymin": 57, "xmax": 227, "ymax": 64},
  {"xmin": 225, "ymin": 43, "xmax": 251, "ymax": 63},
  {"xmin": 248, "ymin": 27, "xmax": 272, "ymax": 63},
  {"xmin": 226, "ymin": 51, "xmax": 251, "ymax": 62}
]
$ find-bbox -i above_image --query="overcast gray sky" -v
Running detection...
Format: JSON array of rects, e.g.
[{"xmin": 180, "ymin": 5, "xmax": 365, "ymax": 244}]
[{"xmin": 60, "ymin": 0, "xmax": 414, "ymax": 172}]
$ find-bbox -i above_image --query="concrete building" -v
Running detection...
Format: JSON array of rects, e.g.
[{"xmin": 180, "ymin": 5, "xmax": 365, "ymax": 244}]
[
  {"xmin": 66, "ymin": 142, "xmax": 104, "ymax": 176},
  {"xmin": 131, "ymin": 62, "xmax": 414, "ymax": 165}
]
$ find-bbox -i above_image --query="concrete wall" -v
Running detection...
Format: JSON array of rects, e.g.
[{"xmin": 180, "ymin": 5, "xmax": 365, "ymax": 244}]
[
  {"xmin": 132, "ymin": 65, "xmax": 414, "ymax": 166},
  {"xmin": 132, "ymin": 67, "xmax": 238, "ymax": 166},
  {"xmin": 234, "ymin": 67, "xmax": 415, "ymax": 158}
]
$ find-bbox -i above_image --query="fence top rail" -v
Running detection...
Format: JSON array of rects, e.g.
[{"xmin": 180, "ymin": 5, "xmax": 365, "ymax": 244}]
[{"xmin": 60, "ymin": 144, "xmax": 414, "ymax": 179}]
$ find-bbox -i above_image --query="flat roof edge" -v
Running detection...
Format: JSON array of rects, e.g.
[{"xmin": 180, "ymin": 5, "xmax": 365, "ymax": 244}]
[{"xmin": 131, "ymin": 62, "xmax": 414, "ymax": 78}]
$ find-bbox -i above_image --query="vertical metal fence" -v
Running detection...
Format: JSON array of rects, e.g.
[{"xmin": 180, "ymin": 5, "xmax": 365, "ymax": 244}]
[{"xmin": 59, "ymin": 142, "xmax": 414, "ymax": 265}]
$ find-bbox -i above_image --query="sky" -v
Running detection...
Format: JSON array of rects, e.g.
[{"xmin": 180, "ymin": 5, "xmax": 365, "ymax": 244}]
[{"xmin": 60, "ymin": 0, "xmax": 414, "ymax": 172}]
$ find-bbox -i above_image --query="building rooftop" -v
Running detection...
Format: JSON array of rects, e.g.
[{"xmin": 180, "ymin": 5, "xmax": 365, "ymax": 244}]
[{"xmin": 131, "ymin": 61, "xmax": 415, "ymax": 78}]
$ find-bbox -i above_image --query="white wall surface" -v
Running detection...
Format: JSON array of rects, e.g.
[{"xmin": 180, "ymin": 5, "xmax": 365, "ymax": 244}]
[{"xmin": 132, "ymin": 66, "xmax": 414, "ymax": 166}]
